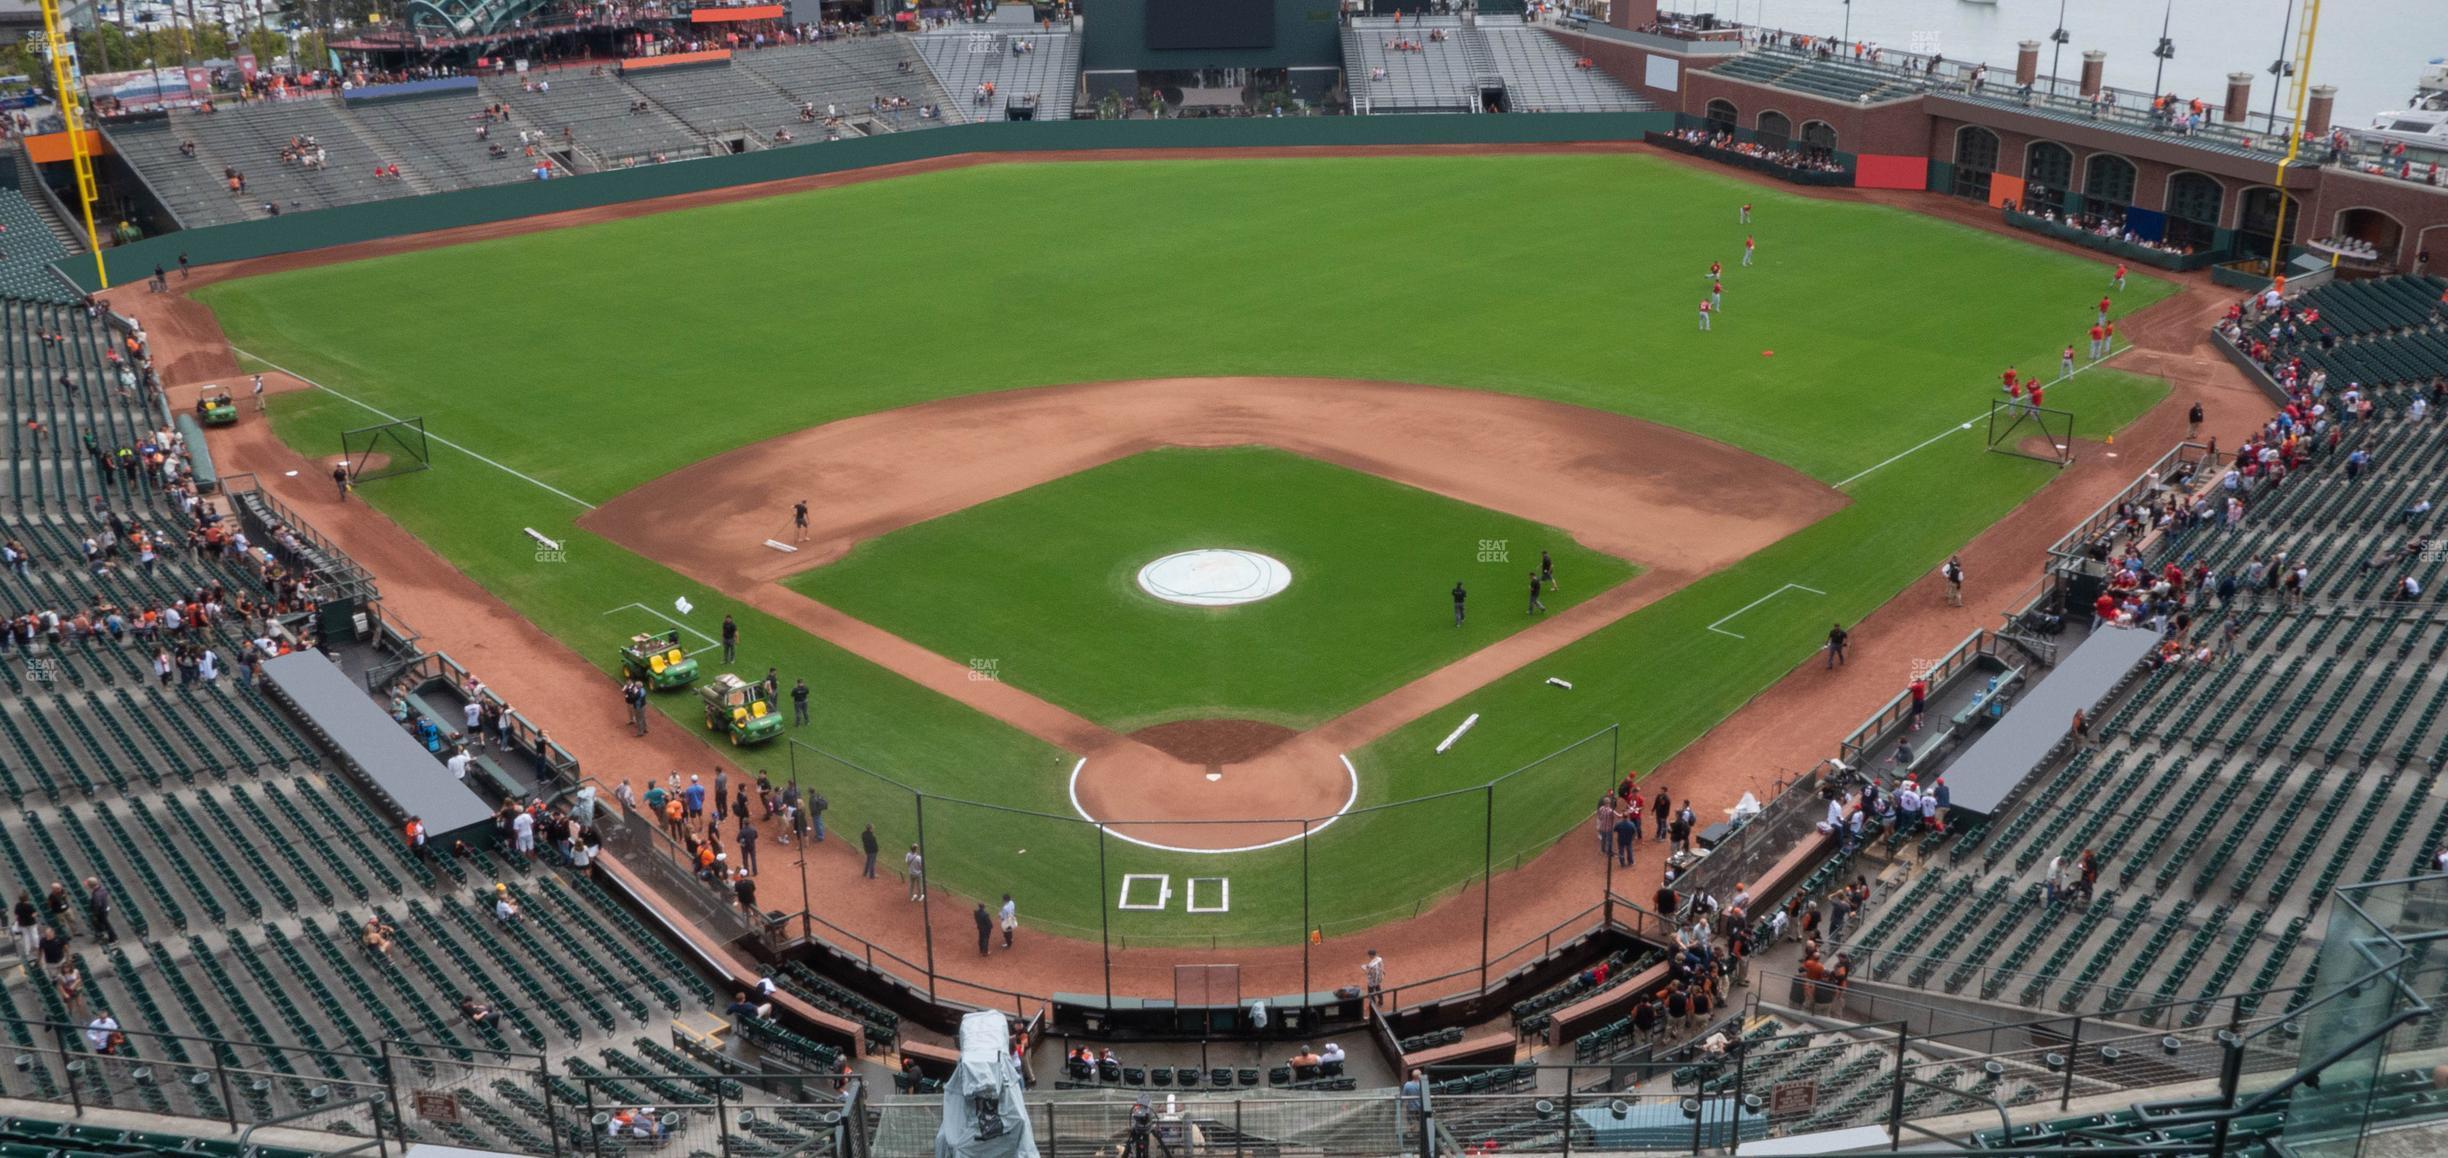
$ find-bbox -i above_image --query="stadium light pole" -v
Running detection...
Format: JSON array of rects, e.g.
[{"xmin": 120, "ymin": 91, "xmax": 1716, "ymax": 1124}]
[
  {"xmin": 2266, "ymin": 0, "xmax": 2297, "ymax": 127},
  {"xmin": 2150, "ymin": 0, "xmax": 2175, "ymax": 98},
  {"xmin": 2047, "ymin": 0, "xmax": 2071, "ymax": 94},
  {"xmin": 1840, "ymin": 0, "xmax": 1850, "ymax": 47}
]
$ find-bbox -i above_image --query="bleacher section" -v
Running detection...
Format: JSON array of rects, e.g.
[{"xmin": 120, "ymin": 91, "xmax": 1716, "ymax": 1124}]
[
  {"xmin": 914, "ymin": 29, "xmax": 1078, "ymax": 121},
  {"xmin": 1710, "ymin": 45, "xmax": 1929, "ymax": 104},
  {"xmin": 2258, "ymin": 275, "xmax": 2448, "ymax": 394},
  {"xmin": 618, "ymin": 61, "xmax": 803, "ymax": 142},
  {"xmin": 1839, "ymin": 348, "xmax": 2448, "ymax": 1028},
  {"xmin": 1972, "ymin": 1068, "xmax": 2448, "ymax": 1153},
  {"xmin": 1345, "ymin": 17, "xmax": 1482, "ymax": 114},
  {"xmin": 478, "ymin": 72, "xmax": 710, "ymax": 168},
  {"xmin": 1479, "ymin": 26, "xmax": 1651, "ymax": 113},
  {"xmin": 0, "ymin": 191, "xmax": 77, "ymax": 302},
  {"xmin": 111, "ymin": 99, "xmax": 427, "ymax": 227},
  {"xmin": 344, "ymin": 93, "xmax": 542, "ymax": 190},
  {"xmin": 0, "ymin": 292, "xmax": 854, "ymax": 1154},
  {"xmin": 742, "ymin": 38, "xmax": 969, "ymax": 128}
]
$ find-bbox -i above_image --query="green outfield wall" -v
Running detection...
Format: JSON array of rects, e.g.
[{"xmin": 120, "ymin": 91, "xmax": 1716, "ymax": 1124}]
[{"xmin": 72, "ymin": 112, "xmax": 1672, "ymax": 289}]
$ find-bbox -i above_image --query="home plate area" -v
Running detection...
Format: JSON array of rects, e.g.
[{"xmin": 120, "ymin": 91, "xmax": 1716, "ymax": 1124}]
[{"xmin": 1117, "ymin": 874, "xmax": 1231, "ymax": 913}]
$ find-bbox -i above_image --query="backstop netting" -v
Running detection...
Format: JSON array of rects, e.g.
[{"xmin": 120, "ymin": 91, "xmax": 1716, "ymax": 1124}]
[
  {"xmin": 1986, "ymin": 399, "xmax": 2075, "ymax": 466},
  {"xmin": 340, "ymin": 417, "xmax": 433, "ymax": 482}
]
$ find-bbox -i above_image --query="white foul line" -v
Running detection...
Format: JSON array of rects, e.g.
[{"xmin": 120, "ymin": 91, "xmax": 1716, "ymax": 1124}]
[
  {"xmin": 1706, "ymin": 583, "xmax": 1829, "ymax": 639},
  {"xmin": 601, "ymin": 602, "xmax": 722, "ymax": 650},
  {"xmin": 1834, "ymin": 342, "xmax": 2137, "ymax": 491},
  {"xmin": 229, "ymin": 344, "xmax": 599, "ymax": 511}
]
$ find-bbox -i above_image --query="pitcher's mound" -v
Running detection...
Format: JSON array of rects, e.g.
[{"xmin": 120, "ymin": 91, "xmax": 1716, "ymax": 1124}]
[{"xmin": 1131, "ymin": 719, "xmax": 1298, "ymax": 765}]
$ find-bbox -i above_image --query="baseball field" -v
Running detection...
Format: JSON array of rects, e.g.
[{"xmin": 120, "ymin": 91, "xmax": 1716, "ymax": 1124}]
[{"xmin": 194, "ymin": 151, "xmax": 2176, "ymax": 944}]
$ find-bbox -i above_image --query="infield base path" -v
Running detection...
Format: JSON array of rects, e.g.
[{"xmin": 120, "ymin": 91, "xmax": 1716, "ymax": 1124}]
[{"xmin": 582, "ymin": 376, "xmax": 1848, "ymax": 847}]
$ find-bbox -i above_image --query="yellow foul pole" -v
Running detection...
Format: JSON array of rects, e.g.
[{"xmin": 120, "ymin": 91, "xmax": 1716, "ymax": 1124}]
[
  {"xmin": 2266, "ymin": 0, "xmax": 2321, "ymax": 276},
  {"xmin": 36, "ymin": 0, "xmax": 110, "ymax": 289}
]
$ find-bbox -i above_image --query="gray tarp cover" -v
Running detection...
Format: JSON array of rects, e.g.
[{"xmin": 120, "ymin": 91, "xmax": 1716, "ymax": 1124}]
[{"xmin": 937, "ymin": 1011, "xmax": 1037, "ymax": 1158}]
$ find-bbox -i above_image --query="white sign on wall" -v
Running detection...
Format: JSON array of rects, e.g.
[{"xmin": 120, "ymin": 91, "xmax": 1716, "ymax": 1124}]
[{"xmin": 1645, "ymin": 54, "xmax": 1680, "ymax": 93}]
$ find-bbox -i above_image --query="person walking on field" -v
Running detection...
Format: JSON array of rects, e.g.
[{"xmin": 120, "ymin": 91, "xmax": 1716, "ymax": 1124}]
[
  {"xmin": 1739, "ymin": 202, "xmax": 1751, "ymax": 224},
  {"xmin": 1451, "ymin": 581, "xmax": 1467, "ymax": 627},
  {"xmin": 861, "ymin": 824, "xmax": 879, "ymax": 879},
  {"xmin": 2112, "ymin": 263, "xmax": 2127, "ymax": 291},
  {"xmin": 973, "ymin": 903, "xmax": 993, "ymax": 957},
  {"xmin": 793, "ymin": 500, "xmax": 810, "ymax": 544},
  {"xmin": 1541, "ymin": 549, "xmax": 1557, "ymax": 592},
  {"xmin": 1653, "ymin": 788, "xmax": 1672, "ymax": 843},
  {"xmin": 1943, "ymin": 556, "xmax": 1965, "ymax": 606},
  {"xmin": 2061, "ymin": 344, "xmax": 2076, "ymax": 379},
  {"xmin": 1527, "ymin": 571, "xmax": 1547, "ymax": 615},
  {"xmin": 721, "ymin": 615, "xmax": 738, "ymax": 663},
  {"xmin": 1825, "ymin": 623, "xmax": 1850, "ymax": 669},
  {"xmin": 999, "ymin": 894, "xmax": 1017, "ymax": 949},
  {"xmin": 332, "ymin": 463, "xmax": 349, "ymax": 502},
  {"xmin": 905, "ymin": 845, "xmax": 925, "ymax": 901},
  {"xmin": 1698, "ymin": 298, "xmax": 1713, "ymax": 332},
  {"xmin": 1364, "ymin": 950, "xmax": 1386, "ymax": 1006},
  {"xmin": 2189, "ymin": 401, "xmax": 2205, "ymax": 438}
]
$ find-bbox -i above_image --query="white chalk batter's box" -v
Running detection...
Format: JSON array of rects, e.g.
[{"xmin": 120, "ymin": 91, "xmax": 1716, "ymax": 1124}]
[{"xmin": 1117, "ymin": 874, "xmax": 1230, "ymax": 913}]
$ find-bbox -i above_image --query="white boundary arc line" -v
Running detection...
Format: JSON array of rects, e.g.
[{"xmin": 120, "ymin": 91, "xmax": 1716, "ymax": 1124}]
[
  {"xmin": 1068, "ymin": 754, "xmax": 1361, "ymax": 854},
  {"xmin": 229, "ymin": 344, "xmax": 600, "ymax": 512},
  {"xmin": 1706, "ymin": 583, "xmax": 1828, "ymax": 639},
  {"xmin": 1834, "ymin": 342, "xmax": 2139, "ymax": 491}
]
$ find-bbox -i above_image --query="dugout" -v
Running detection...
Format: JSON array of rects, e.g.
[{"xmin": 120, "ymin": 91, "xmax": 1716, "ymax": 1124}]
[{"xmin": 262, "ymin": 649, "xmax": 497, "ymax": 848}]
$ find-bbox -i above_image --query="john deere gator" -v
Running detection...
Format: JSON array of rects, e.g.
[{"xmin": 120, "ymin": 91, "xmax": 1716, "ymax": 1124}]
[
  {"xmin": 619, "ymin": 631, "xmax": 698, "ymax": 690},
  {"xmin": 197, "ymin": 388, "xmax": 238, "ymax": 427},
  {"xmin": 701, "ymin": 673, "xmax": 784, "ymax": 746}
]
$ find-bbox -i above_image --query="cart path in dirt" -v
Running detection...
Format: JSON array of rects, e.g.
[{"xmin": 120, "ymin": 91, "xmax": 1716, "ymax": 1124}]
[{"xmin": 104, "ymin": 148, "xmax": 2264, "ymax": 1008}]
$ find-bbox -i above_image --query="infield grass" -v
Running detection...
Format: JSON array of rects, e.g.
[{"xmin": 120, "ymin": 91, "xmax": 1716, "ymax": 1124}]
[
  {"xmin": 200, "ymin": 152, "xmax": 2176, "ymax": 942},
  {"xmin": 790, "ymin": 447, "xmax": 1637, "ymax": 731}
]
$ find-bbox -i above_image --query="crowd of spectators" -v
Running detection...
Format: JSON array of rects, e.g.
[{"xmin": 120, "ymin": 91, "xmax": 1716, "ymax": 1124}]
[
  {"xmin": 2009, "ymin": 202, "xmax": 2198, "ymax": 258},
  {"xmin": 1667, "ymin": 126, "xmax": 1844, "ymax": 174}
]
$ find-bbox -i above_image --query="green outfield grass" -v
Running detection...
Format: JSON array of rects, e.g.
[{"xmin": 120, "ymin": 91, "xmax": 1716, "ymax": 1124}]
[
  {"xmin": 198, "ymin": 152, "xmax": 2177, "ymax": 944},
  {"xmin": 789, "ymin": 447, "xmax": 1637, "ymax": 731}
]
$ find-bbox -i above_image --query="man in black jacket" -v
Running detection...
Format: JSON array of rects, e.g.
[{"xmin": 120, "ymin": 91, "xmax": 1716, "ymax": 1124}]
[
  {"xmin": 860, "ymin": 824, "xmax": 880, "ymax": 879},
  {"xmin": 974, "ymin": 903, "xmax": 994, "ymax": 956}
]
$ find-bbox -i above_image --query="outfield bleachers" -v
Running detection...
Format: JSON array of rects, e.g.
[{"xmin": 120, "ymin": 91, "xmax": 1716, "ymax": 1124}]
[
  {"xmin": 344, "ymin": 93, "xmax": 542, "ymax": 190},
  {"xmin": 619, "ymin": 61, "xmax": 800, "ymax": 142},
  {"xmin": 1345, "ymin": 17, "xmax": 1482, "ymax": 114},
  {"xmin": 914, "ymin": 29, "xmax": 1076, "ymax": 121},
  {"xmin": 478, "ymin": 72, "xmax": 712, "ymax": 168},
  {"xmin": 746, "ymin": 37, "xmax": 969, "ymax": 127},
  {"xmin": 1479, "ymin": 26, "xmax": 1651, "ymax": 113}
]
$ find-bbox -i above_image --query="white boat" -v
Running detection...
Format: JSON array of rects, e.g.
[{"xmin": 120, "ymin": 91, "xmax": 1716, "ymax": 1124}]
[{"xmin": 2366, "ymin": 58, "xmax": 2448, "ymax": 147}]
